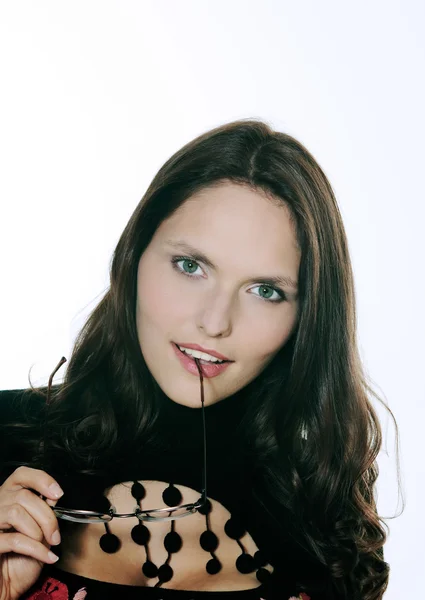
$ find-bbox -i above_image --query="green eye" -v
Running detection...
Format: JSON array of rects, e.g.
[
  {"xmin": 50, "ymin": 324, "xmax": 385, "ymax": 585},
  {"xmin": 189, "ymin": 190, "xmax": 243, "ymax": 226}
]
[
  {"xmin": 250, "ymin": 285, "xmax": 283, "ymax": 303},
  {"xmin": 171, "ymin": 256, "xmax": 286, "ymax": 304},
  {"xmin": 175, "ymin": 258, "xmax": 200, "ymax": 275},
  {"xmin": 171, "ymin": 256, "xmax": 200, "ymax": 275},
  {"xmin": 182, "ymin": 259, "xmax": 198, "ymax": 274},
  {"xmin": 259, "ymin": 286, "xmax": 274, "ymax": 299}
]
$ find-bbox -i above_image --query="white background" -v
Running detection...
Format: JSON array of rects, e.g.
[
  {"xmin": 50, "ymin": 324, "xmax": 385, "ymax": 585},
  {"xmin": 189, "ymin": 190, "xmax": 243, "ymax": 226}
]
[{"xmin": 0, "ymin": 1, "xmax": 424, "ymax": 596}]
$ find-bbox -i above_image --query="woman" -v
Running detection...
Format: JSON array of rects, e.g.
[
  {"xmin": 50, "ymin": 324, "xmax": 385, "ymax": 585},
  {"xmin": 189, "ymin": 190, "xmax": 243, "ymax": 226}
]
[{"xmin": 0, "ymin": 119, "xmax": 394, "ymax": 600}]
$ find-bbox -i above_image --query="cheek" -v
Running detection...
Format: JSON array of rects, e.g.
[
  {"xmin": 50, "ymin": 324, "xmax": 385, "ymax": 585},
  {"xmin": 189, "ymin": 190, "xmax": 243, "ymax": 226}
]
[
  {"xmin": 247, "ymin": 316, "xmax": 294, "ymax": 361},
  {"xmin": 137, "ymin": 273, "xmax": 169, "ymax": 326},
  {"xmin": 137, "ymin": 261, "xmax": 193, "ymax": 328}
]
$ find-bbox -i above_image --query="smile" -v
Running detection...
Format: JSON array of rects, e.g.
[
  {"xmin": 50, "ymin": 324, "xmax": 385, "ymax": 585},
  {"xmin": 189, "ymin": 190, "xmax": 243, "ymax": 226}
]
[
  {"xmin": 171, "ymin": 343, "xmax": 233, "ymax": 379},
  {"xmin": 176, "ymin": 344, "xmax": 226, "ymax": 363}
]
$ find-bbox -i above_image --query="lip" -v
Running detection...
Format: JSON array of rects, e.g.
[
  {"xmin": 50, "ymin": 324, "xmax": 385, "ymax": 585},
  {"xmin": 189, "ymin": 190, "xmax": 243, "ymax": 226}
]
[
  {"xmin": 172, "ymin": 342, "xmax": 232, "ymax": 378},
  {"xmin": 174, "ymin": 343, "xmax": 232, "ymax": 362}
]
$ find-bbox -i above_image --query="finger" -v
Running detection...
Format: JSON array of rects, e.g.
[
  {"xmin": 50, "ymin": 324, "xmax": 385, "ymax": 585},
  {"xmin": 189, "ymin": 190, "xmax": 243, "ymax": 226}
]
[
  {"xmin": 0, "ymin": 531, "xmax": 59, "ymax": 564},
  {"xmin": 12, "ymin": 488, "xmax": 61, "ymax": 546},
  {"xmin": 0, "ymin": 503, "xmax": 44, "ymax": 543},
  {"xmin": 5, "ymin": 466, "xmax": 64, "ymax": 501},
  {"xmin": 45, "ymin": 497, "xmax": 59, "ymax": 508}
]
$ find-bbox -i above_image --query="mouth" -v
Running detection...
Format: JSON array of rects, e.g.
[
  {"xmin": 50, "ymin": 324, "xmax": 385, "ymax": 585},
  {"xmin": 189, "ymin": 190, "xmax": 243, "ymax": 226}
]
[
  {"xmin": 174, "ymin": 343, "xmax": 231, "ymax": 364},
  {"xmin": 171, "ymin": 342, "xmax": 233, "ymax": 378}
]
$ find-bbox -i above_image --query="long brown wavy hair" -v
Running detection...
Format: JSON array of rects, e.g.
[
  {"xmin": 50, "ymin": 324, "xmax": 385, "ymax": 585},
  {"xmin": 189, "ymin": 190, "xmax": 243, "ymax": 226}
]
[{"xmin": 1, "ymin": 119, "xmax": 402, "ymax": 599}]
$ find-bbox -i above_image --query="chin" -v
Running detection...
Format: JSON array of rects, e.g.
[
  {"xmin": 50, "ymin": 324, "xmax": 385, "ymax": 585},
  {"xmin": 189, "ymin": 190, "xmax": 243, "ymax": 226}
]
[
  {"xmin": 168, "ymin": 395, "xmax": 212, "ymax": 409},
  {"xmin": 176, "ymin": 400, "xmax": 202, "ymax": 409},
  {"xmin": 163, "ymin": 386, "xmax": 221, "ymax": 409}
]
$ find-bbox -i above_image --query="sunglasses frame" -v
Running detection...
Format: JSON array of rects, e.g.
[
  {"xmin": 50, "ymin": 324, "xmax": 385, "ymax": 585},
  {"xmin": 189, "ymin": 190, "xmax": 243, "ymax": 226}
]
[{"xmin": 52, "ymin": 496, "xmax": 207, "ymax": 524}]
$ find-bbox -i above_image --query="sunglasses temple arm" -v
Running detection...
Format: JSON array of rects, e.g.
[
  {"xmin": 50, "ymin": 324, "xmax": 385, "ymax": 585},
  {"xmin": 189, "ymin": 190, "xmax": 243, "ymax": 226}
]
[{"xmin": 40, "ymin": 357, "xmax": 67, "ymax": 499}]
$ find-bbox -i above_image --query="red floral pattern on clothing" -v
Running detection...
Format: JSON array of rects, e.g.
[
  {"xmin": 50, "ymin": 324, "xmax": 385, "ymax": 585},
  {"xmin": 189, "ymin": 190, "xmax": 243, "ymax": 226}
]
[
  {"xmin": 24, "ymin": 577, "xmax": 87, "ymax": 600},
  {"xmin": 25, "ymin": 578, "xmax": 69, "ymax": 600}
]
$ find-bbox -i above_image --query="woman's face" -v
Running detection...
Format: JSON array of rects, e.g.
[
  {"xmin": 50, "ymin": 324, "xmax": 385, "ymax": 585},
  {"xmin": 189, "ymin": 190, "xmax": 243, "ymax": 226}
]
[{"xmin": 136, "ymin": 181, "xmax": 301, "ymax": 408}]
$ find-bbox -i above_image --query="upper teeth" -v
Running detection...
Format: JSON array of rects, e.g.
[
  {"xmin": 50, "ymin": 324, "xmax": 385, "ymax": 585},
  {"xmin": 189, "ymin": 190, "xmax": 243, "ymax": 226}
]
[{"xmin": 177, "ymin": 345, "xmax": 225, "ymax": 363}]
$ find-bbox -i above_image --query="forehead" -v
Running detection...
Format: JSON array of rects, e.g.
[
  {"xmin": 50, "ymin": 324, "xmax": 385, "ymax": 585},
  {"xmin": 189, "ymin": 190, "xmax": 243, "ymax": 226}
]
[
  {"xmin": 160, "ymin": 182, "xmax": 299, "ymax": 250},
  {"xmin": 150, "ymin": 182, "xmax": 300, "ymax": 285}
]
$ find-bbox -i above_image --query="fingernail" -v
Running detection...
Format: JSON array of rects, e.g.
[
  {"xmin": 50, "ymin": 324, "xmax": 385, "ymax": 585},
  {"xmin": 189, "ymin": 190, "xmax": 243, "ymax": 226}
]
[
  {"xmin": 51, "ymin": 530, "xmax": 61, "ymax": 545},
  {"xmin": 48, "ymin": 551, "xmax": 59, "ymax": 562},
  {"xmin": 48, "ymin": 483, "xmax": 64, "ymax": 498}
]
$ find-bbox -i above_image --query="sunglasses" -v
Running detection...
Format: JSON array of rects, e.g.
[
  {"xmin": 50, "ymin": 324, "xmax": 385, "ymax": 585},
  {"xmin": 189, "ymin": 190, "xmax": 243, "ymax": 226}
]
[{"xmin": 43, "ymin": 355, "xmax": 208, "ymax": 523}]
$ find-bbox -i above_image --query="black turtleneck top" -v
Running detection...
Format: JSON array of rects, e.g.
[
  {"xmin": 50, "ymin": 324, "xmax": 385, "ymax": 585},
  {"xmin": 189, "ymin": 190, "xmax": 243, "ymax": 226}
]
[{"xmin": 0, "ymin": 387, "xmax": 335, "ymax": 600}]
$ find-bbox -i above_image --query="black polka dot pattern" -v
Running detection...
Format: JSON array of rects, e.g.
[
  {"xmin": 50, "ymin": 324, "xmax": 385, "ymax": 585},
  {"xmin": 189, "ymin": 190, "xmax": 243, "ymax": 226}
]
[
  {"xmin": 162, "ymin": 483, "xmax": 183, "ymax": 507},
  {"xmin": 164, "ymin": 531, "xmax": 182, "ymax": 553},
  {"xmin": 206, "ymin": 557, "xmax": 222, "ymax": 574},
  {"xmin": 197, "ymin": 498, "xmax": 212, "ymax": 515},
  {"xmin": 99, "ymin": 531, "xmax": 121, "ymax": 553},
  {"xmin": 236, "ymin": 552, "xmax": 256, "ymax": 574},
  {"xmin": 97, "ymin": 485, "xmax": 271, "ymax": 587},
  {"xmin": 157, "ymin": 564, "xmax": 173, "ymax": 583},
  {"xmin": 131, "ymin": 523, "xmax": 150, "ymax": 545},
  {"xmin": 96, "ymin": 486, "xmax": 272, "ymax": 588},
  {"xmin": 254, "ymin": 549, "xmax": 268, "ymax": 568},
  {"xmin": 200, "ymin": 530, "xmax": 218, "ymax": 552},
  {"xmin": 256, "ymin": 567, "xmax": 272, "ymax": 583},
  {"xmin": 224, "ymin": 516, "xmax": 246, "ymax": 540},
  {"xmin": 142, "ymin": 560, "xmax": 158, "ymax": 578},
  {"xmin": 131, "ymin": 481, "xmax": 146, "ymax": 502},
  {"xmin": 96, "ymin": 494, "xmax": 113, "ymax": 514}
]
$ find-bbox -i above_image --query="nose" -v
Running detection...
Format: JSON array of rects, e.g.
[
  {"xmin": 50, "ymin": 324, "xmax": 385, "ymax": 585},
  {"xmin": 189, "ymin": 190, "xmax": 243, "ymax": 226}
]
[{"xmin": 196, "ymin": 291, "xmax": 233, "ymax": 338}]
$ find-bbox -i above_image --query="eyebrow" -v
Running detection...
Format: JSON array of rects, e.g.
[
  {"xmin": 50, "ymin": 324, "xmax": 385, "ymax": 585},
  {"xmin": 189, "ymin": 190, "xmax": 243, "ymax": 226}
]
[{"xmin": 165, "ymin": 239, "xmax": 298, "ymax": 291}]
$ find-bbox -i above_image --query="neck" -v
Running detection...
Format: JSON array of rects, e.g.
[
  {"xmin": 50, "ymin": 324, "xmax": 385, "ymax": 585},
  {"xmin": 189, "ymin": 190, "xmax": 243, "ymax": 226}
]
[{"xmin": 155, "ymin": 386, "xmax": 249, "ymax": 450}]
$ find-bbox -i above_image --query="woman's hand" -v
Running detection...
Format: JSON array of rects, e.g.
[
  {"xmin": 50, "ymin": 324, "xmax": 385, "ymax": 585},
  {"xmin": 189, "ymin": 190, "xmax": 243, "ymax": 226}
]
[{"xmin": 0, "ymin": 466, "xmax": 63, "ymax": 600}]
